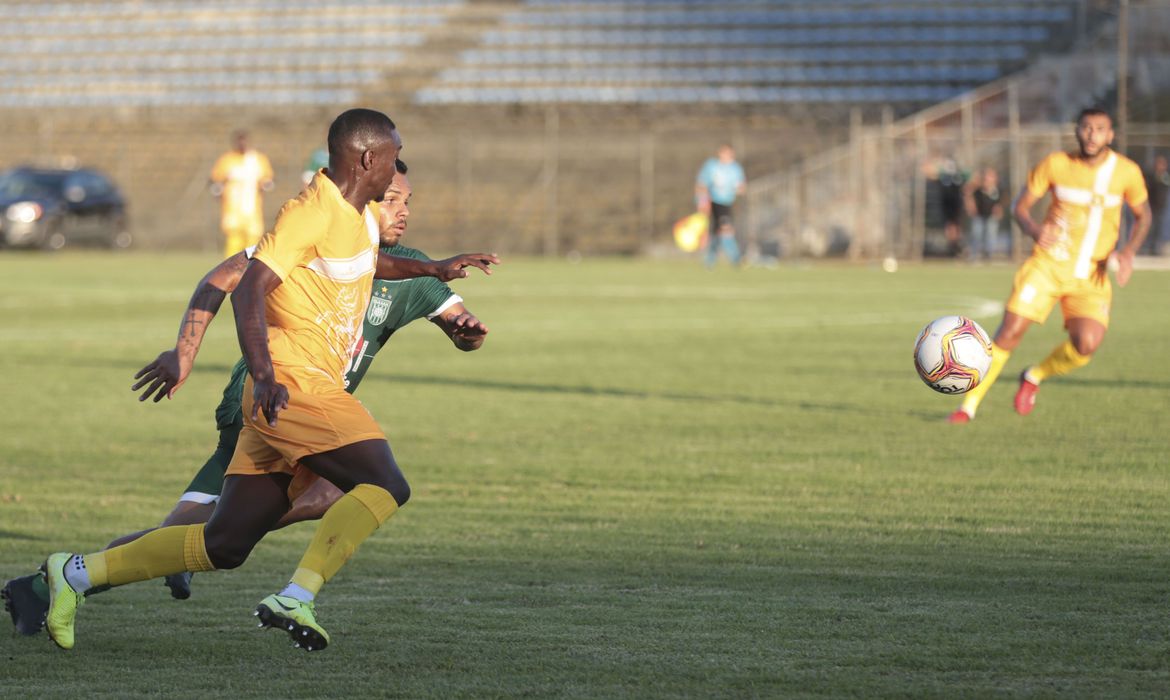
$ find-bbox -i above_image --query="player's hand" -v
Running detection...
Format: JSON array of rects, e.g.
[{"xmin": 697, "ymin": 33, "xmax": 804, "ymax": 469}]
[
  {"xmin": 432, "ymin": 254, "xmax": 500, "ymax": 282},
  {"xmin": 251, "ymin": 377, "xmax": 289, "ymax": 427},
  {"xmin": 132, "ymin": 349, "xmax": 189, "ymax": 402},
  {"xmin": 1034, "ymin": 221, "xmax": 1060, "ymax": 249},
  {"xmin": 1112, "ymin": 250, "xmax": 1134, "ymax": 287},
  {"xmin": 449, "ymin": 312, "xmax": 489, "ymax": 339}
]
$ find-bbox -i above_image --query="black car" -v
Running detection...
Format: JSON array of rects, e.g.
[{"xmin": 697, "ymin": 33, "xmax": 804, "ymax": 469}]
[{"xmin": 0, "ymin": 167, "xmax": 131, "ymax": 250}]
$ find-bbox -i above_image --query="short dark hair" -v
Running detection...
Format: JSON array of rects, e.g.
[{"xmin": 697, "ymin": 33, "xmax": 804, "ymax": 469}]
[
  {"xmin": 1077, "ymin": 107, "xmax": 1112, "ymax": 125},
  {"xmin": 327, "ymin": 108, "xmax": 397, "ymax": 157},
  {"xmin": 395, "ymin": 158, "xmax": 408, "ymax": 174}
]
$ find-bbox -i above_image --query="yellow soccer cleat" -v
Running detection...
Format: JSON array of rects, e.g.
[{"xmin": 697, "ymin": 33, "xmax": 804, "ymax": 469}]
[
  {"xmin": 43, "ymin": 552, "xmax": 84, "ymax": 650},
  {"xmin": 255, "ymin": 594, "xmax": 330, "ymax": 652}
]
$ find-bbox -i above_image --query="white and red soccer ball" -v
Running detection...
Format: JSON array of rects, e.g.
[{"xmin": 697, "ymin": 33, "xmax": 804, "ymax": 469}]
[{"xmin": 913, "ymin": 316, "xmax": 993, "ymax": 394}]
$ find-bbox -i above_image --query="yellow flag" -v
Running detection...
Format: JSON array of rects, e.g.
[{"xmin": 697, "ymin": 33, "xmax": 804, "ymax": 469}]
[{"xmin": 673, "ymin": 213, "xmax": 708, "ymax": 252}]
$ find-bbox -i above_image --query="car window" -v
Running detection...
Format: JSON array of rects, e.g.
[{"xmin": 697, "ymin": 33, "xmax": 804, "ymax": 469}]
[
  {"xmin": 65, "ymin": 171, "xmax": 114, "ymax": 201},
  {"xmin": 0, "ymin": 171, "xmax": 63, "ymax": 200}
]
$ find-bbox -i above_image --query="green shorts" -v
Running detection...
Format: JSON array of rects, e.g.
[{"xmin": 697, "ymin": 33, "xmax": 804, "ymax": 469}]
[{"xmin": 178, "ymin": 423, "xmax": 242, "ymax": 504}]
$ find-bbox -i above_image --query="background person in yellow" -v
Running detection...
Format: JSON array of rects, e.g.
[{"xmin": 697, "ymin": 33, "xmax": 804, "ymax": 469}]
[
  {"xmin": 38, "ymin": 109, "xmax": 499, "ymax": 652},
  {"xmin": 950, "ymin": 108, "xmax": 1151, "ymax": 424},
  {"xmin": 209, "ymin": 130, "xmax": 274, "ymax": 258}
]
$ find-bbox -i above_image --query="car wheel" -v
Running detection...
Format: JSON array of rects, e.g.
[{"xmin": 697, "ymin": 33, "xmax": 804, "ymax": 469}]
[
  {"xmin": 111, "ymin": 230, "xmax": 133, "ymax": 249},
  {"xmin": 42, "ymin": 229, "xmax": 67, "ymax": 251}
]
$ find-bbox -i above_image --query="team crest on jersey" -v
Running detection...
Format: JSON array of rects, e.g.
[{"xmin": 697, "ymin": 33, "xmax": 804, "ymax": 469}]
[{"xmin": 367, "ymin": 294, "xmax": 392, "ymax": 325}]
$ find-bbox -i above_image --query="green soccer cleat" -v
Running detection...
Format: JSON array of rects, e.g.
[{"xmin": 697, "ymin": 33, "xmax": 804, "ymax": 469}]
[
  {"xmin": 3, "ymin": 569, "xmax": 50, "ymax": 636},
  {"xmin": 255, "ymin": 594, "xmax": 330, "ymax": 652},
  {"xmin": 43, "ymin": 552, "xmax": 84, "ymax": 650}
]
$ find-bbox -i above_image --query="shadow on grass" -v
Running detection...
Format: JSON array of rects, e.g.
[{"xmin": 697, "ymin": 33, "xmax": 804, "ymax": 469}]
[
  {"xmin": 57, "ymin": 357, "xmax": 863, "ymax": 413},
  {"xmin": 371, "ymin": 372, "xmax": 860, "ymax": 413},
  {"xmin": 0, "ymin": 529, "xmax": 45, "ymax": 541}
]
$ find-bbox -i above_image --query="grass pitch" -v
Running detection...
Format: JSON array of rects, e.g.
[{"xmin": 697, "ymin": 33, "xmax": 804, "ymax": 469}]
[{"xmin": 1, "ymin": 252, "xmax": 1168, "ymax": 698}]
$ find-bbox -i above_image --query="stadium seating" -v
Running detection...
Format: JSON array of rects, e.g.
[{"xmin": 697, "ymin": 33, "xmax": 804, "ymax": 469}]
[
  {"xmin": 417, "ymin": 0, "xmax": 1079, "ymax": 106},
  {"xmin": 0, "ymin": 0, "xmax": 461, "ymax": 107},
  {"xmin": 0, "ymin": 0, "xmax": 1079, "ymax": 109}
]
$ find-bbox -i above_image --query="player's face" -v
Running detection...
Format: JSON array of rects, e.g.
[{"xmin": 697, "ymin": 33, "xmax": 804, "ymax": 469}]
[
  {"xmin": 377, "ymin": 173, "xmax": 411, "ymax": 247},
  {"xmin": 1075, "ymin": 115, "xmax": 1113, "ymax": 158}
]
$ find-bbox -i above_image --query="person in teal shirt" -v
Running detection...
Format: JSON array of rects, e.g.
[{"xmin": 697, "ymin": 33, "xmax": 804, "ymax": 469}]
[
  {"xmin": 2, "ymin": 160, "xmax": 491, "ymax": 632},
  {"xmin": 695, "ymin": 144, "xmax": 747, "ymax": 268}
]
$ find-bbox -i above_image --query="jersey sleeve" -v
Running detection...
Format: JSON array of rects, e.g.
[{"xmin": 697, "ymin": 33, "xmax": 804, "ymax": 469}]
[
  {"xmin": 258, "ymin": 153, "xmax": 274, "ymax": 183},
  {"xmin": 1123, "ymin": 161, "xmax": 1150, "ymax": 208},
  {"xmin": 209, "ymin": 154, "xmax": 229, "ymax": 183},
  {"xmin": 252, "ymin": 200, "xmax": 327, "ymax": 281},
  {"xmin": 696, "ymin": 160, "xmax": 714, "ymax": 187},
  {"xmin": 1026, "ymin": 154, "xmax": 1057, "ymax": 199}
]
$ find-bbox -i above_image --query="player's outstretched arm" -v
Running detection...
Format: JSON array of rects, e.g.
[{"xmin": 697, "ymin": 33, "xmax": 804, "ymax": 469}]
[
  {"xmin": 233, "ymin": 259, "xmax": 287, "ymax": 426},
  {"xmin": 376, "ymin": 252, "xmax": 500, "ymax": 283},
  {"xmin": 1012, "ymin": 188, "xmax": 1056, "ymax": 249},
  {"xmin": 132, "ymin": 251, "xmax": 250, "ymax": 402},
  {"xmin": 431, "ymin": 302, "xmax": 489, "ymax": 352},
  {"xmin": 1114, "ymin": 200, "xmax": 1153, "ymax": 287}
]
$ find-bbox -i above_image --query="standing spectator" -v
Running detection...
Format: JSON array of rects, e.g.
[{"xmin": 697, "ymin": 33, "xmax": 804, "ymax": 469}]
[
  {"xmin": 964, "ymin": 167, "xmax": 1004, "ymax": 262},
  {"xmin": 695, "ymin": 144, "xmax": 746, "ymax": 268},
  {"xmin": 209, "ymin": 130, "xmax": 274, "ymax": 258},
  {"xmin": 1142, "ymin": 153, "xmax": 1168, "ymax": 255},
  {"xmin": 938, "ymin": 157, "xmax": 967, "ymax": 257}
]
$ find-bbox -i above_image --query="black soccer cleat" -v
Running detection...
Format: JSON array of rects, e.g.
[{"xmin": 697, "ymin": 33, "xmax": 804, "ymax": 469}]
[
  {"xmin": 3, "ymin": 571, "xmax": 50, "ymax": 636},
  {"xmin": 164, "ymin": 572, "xmax": 193, "ymax": 600}
]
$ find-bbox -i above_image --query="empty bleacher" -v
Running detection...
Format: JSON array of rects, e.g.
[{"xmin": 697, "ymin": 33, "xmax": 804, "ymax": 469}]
[
  {"xmin": 0, "ymin": 0, "xmax": 462, "ymax": 108},
  {"xmin": 415, "ymin": 0, "xmax": 1080, "ymax": 107}
]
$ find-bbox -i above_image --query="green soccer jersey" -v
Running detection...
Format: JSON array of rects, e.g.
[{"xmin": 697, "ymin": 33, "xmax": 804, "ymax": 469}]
[{"xmin": 212, "ymin": 244, "xmax": 458, "ymax": 430}]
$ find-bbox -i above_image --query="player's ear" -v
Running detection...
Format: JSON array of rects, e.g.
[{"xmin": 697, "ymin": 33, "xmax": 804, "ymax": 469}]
[{"xmin": 360, "ymin": 149, "xmax": 374, "ymax": 171}]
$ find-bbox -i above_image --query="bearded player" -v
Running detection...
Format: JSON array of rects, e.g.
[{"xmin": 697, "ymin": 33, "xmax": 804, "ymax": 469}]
[{"xmin": 950, "ymin": 108, "xmax": 1151, "ymax": 423}]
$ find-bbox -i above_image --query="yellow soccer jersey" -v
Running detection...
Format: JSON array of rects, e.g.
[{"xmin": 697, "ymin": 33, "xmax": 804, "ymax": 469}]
[
  {"xmin": 210, "ymin": 149, "xmax": 274, "ymax": 221},
  {"xmin": 1026, "ymin": 150, "xmax": 1148, "ymax": 279},
  {"xmin": 251, "ymin": 171, "xmax": 380, "ymax": 384}
]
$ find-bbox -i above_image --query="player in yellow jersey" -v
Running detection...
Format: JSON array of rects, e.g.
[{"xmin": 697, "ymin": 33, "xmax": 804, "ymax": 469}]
[
  {"xmin": 950, "ymin": 108, "xmax": 1152, "ymax": 423},
  {"xmin": 210, "ymin": 130, "xmax": 275, "ymax": 258},
  {"xmin": 37, "ymin": 109, "xmax": 500, "ymax": 652}
]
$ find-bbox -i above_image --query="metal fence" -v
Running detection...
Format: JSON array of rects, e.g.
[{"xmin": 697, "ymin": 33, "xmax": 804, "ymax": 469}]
[{"xmin": 742, "ymin": 2, "xmax": 1170, "ymax": 263}]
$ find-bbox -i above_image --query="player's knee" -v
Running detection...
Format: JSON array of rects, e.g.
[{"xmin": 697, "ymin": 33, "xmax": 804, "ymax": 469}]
[
  {"xmin": 385, "ymin": 478, "xmax": 410, "ymax": 507},
  {"xmin": 1072, "ymin": 335, "xmax": 1099, "ymax": 356},
  {"xmin": 204, "ymin": 532, "xmax": 257, "ymax": 570}
]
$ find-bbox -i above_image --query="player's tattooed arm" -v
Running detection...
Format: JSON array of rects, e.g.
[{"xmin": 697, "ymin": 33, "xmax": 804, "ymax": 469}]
[
  {"xmin": 233, "ymin": 259, "xmax": 287, "ymax": 427},
  {"xmin": 376, "ymin": 251, "xmax": 500, "ymax": 282},
  {"xmin": 430, "ymin": 302, "xmax": 489, "ymax": 352},
  {"xmin": 133, "ymin": 251, "xmax": 250, "ymax": 402}
]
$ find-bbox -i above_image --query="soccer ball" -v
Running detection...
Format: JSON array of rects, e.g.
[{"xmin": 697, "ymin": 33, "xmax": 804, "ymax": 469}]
[{"xmin": 913, "ymin": 316, "xmax": 993, "ymax": 394}]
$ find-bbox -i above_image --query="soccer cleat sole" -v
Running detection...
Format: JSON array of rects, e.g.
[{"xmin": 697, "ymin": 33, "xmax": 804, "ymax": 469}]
[{"xmin": 254, "ymin": 603, "xmax": 328, "ymax": 652}]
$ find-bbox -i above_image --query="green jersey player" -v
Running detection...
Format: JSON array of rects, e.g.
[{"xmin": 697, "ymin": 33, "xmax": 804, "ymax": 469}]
[{"xmin": 3, "ymin": 160, "xmax": 490, "ymax": 634}]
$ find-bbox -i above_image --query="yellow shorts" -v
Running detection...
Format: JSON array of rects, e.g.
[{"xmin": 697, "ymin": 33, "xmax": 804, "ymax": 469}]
[
  {"xmin": 1005, "ymin": 254, "xmax": 1112, "ymax": 328},
  {"xmin": 222, "ymin": 220, "xmax": 264, "ymax": 258},
  {"xmin": 226, "ymin": 367, "xmax": 386, "ymax": 499}
]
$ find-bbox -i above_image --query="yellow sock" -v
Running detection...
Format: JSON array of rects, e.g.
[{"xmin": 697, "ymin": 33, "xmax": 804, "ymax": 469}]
[
  {"xmin": 84, "ymin": 524, "xmax": 215, "ymax": 589},
  {"xmin": 289, "ymin": 484, "xmax": 398, "ymax": 597},
  {"xmin": 1031, "ymin": 340, "xmax": 1091, "ymax": 382},
  {"xmin": 960, "ymin": 343, "xmax": 1011, "ymax": 417}
]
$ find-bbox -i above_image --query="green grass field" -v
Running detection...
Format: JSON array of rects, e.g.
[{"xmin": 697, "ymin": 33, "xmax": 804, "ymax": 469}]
[{"xmin": 2, "ymin": 252, "xmax": 1168, "ymax": 698}]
